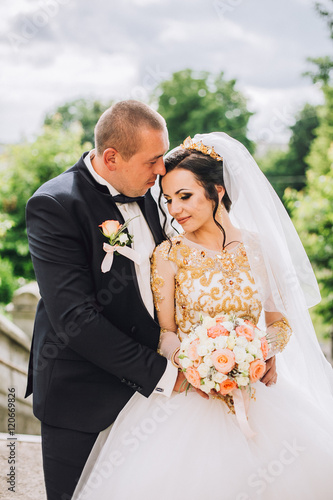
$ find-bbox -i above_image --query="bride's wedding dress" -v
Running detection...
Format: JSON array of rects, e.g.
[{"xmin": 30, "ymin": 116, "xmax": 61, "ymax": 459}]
[{"xmin": 73, "ymin": 235, "xmax": 333, "ymax": 500}]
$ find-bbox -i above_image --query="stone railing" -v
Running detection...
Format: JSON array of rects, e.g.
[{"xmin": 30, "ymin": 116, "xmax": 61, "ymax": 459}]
[{"xmin": 0, "ymin": 283, "xmax": 41, "ymax": 435}]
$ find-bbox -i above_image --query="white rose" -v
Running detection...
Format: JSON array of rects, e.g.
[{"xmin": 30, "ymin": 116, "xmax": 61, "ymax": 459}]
[
  {"xmin": 180, "ymin": 357, "xmax": 193, "ymax": 369},
  {"xmin": 247, "ymin": 345, "xmax": 258, "ymax": 356},
  {"xmin": 252, "ymin": 338, "xmax": 261, "ymax": 348},
  {"xmin": 200, "ymin": 386, "xmax": 210, "ymax": 395},
  {"xmin": 201, "ymin": 379, "xmax": 215, "ymax": 393},
  {"xmin": 236, "ymin": 375, "xmax": 250, "ymax": 387},
  {"xmin": 227, "ymin": 336, "xmax": 236, "ymax": 350},
  {"xmin": 233, "ymin": 346, "xmax": 247, "ymax": 363},
  {"xmin": 197, "ymin": 344, "xmax": 210, "ymax": 357},
  {"xmin": 197, "ymin": 364, "xmax": 210, "ymax": 378},
  {"xmin": 118, "ymin": 233, "xmax": 129, "ymax": 244},
  {"xmin": 238, "ymin": 362, "xmax": 250, "ymax": 372},
  {"xmin": 245, "ymin": 353, "xmax": 254, "ymax": 363},
  {"xmin": 214, "ymin": 336, "xmax": 227, "ymax": 349},
  {"xmin": 213, "ymin": 372, "xmax": 227, "ymax": 383},
  {"xmin": 203, "ymin": 355, "xmax": 213, "ymax": 367},
  {"xmin": 235, "ymin": 336, "xmax": 248, "ymax": 347},
  {"xmin": 194, "ymin": 325, "xmax": 207, "ymax": 338},
  {"xmin": 223, "ymin": 321, "xmax": 234, "ymax": 332},
  {"xmin": 202, "ymin": 316, "xmax": 216, "ymax": 329}
]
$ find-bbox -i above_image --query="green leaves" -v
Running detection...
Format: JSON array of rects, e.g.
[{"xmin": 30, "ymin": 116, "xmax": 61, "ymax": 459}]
[
  {"xmin": 153, "ymin": 69, "xmax": 254, "ymax": 152},
  {"xmin": 0, "ymin": 122, "xmax": 85, "ymax": 284},
  {"xmin": 288, "ymin": 86, "xmax": 333, "ymax": 330}
]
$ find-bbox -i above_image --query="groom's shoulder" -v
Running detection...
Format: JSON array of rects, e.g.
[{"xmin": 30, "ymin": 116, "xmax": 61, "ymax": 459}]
[{"xmin": 29, "ymin": 154, "xmax": 86, "ymax": 201}]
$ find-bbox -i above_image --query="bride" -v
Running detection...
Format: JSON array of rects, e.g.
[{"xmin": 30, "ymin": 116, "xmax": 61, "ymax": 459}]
[{"xmin": 73, "ymin": 133, "xmax": 333, "ymax": 499}]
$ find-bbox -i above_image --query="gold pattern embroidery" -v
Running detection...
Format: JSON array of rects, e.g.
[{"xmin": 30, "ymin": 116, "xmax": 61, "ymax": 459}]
[
  {"xmin": 266, "ymin": 317, "xmax": 292, "ymax": 353},
  {"xmin": 150, "ymin": 251, "xmax": 165, "ymax": 311},
  {"xmin": 151, "ymin": 236, "xmax": 262, "ymax": 337}
]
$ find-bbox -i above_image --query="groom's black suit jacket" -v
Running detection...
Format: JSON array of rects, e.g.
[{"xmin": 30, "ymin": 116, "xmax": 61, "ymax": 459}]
[{"xmin": 25, "ymin": 153, "xmax": 167, "ymax": 433}]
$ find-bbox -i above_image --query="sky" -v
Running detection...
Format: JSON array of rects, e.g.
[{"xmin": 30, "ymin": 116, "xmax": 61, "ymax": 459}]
[{"xmin": 0, "ymin": 0, "xmax": 332, "ymax": 146}]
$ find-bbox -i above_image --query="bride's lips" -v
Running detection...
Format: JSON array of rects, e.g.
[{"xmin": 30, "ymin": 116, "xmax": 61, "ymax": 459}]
[{"xmin": 176, "ymin": 216, "xmax": 191, "ymax": 225}]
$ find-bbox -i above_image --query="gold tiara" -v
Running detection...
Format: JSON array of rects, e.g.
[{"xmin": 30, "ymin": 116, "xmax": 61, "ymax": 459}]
[{"xmin": 180, "ymin": 136, "xmax": 223, "ymax": 162}]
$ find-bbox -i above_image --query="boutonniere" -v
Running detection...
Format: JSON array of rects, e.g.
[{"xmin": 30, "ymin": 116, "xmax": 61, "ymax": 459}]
[{"xmin": 99, "ymin": 217, "xmax": 142, "ymax": 273}]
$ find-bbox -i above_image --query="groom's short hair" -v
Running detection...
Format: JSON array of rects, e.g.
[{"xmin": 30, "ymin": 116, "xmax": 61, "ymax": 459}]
[{"xmin": 95, "ymin": 100, "xmax": 166, "ymax": 160}]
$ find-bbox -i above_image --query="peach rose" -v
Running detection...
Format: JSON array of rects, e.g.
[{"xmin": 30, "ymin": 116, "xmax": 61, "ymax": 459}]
[
  {"xmin": 260, "ymin": 337, "xmax": 269, "ymax": 360},
  {"xmin": 215, "ymin": 316, "xmax": 226, "ymax": 324},
  {"xmin": 207, "ymin": 324, "xmax": 229, "ymax": 338},
  {"xmin": 99, "ymin": 220, "xmax": 121, "ymax": 237},
  {"xmin": 249, "ymin": 359, "xmax": 266, "ymax": 382},
  {"xmin": 185, "ymin": 366, "xmax": 201, "ymax": 388},
  {"xmin": 245, "ymin": 320, "xmax": 256, "ymax": 329},
  {"xmin": 188, "ymin": 339, "xmax": 201, "ymax": 362},
  {"xmin": 235, "ymin": 324, "xmax": 254, "ymax": 341},
  {"xmin": 219, "ymin": 378, "xmax": 237, "ymax": 395},
  {"xmin": 211, "ymin": 349, "xmax": 236, "ymax": 374}
]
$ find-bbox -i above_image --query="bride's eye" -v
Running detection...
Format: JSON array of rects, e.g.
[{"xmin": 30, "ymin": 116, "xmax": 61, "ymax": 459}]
[
  {"xmin": 164, "ymin": 198, "xmax": 171, "ymax": 205},
  {"xmin": 180, "ymin": 193, "xmax": 192, "ymax": 200}
]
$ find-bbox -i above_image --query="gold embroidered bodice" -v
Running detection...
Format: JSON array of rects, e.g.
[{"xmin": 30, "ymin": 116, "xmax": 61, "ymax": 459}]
[{"xmin": 151, "ymin": 235, "xmax": 263, "ymax": 340}]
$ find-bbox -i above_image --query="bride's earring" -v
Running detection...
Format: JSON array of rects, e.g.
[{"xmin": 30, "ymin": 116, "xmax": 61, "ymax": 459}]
[{"xmin": 217, "ymin": 202, "xmax": 224, "ymax": 222}]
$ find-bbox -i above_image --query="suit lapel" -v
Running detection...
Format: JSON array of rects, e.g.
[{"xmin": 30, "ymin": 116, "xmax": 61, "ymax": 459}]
[
  {"xmin": 143, "ymin": 191, "xmax": 165, "ymax": 246},
  {"xmin": 77, "ymin": 155, "xmax": 164, "ymax": 312}
]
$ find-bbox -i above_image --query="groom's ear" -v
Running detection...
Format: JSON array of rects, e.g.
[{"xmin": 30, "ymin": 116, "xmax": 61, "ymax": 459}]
[{"xmin": 103, "ymin": 148, "xmax": 118, "ymax": 171}]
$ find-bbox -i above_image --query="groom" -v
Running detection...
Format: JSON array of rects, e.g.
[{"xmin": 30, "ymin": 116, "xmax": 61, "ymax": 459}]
[
  {"xmin": 25, "ymin": 100, "xmax": 183, "ymax": 499},
  {"xmin": 26, "ymin": 100, "xmax": 277, "ymax": 499}
]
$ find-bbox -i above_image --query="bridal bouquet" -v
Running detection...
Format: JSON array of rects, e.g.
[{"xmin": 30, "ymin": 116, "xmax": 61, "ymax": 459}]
[{"xmin": 178, "ymin": 314, "xmax": 269, "ymax": 397}]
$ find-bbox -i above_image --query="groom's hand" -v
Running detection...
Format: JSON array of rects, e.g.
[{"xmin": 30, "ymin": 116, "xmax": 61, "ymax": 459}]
[
  {"xmin": 173, "ymin": 371, "xmax": 209, "ymax": 399},
  {"xmin": 260, "ymin": 355, "xmax": 277, "ymax": 386}
]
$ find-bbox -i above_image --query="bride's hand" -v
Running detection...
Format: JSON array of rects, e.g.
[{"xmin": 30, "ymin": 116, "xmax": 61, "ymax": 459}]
[
  {"xmin": 173, "ymin": 371, "xmax": 209, "ymax": 399},
  {"xmin": 260, "ymin": 356, "xmax": 277, "ymax": 386}
]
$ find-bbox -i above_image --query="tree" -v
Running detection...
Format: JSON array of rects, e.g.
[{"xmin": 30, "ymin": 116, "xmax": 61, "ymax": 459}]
[
  {"xmin": 153, "ymin": 69, "xmax": 254, "ymax": 152},
  {"xmin": 0, "ymin": 121, "xmax": 87, "ymax": 281},
  {"xmin": 304, "ymin": 1, "xmax": 333, "ymax": 85},
  {"xmin": 286, "ymin": 0, "xmax": 333, "ymax": 329},
  {"xmin": 44, "ymin": 98, "xmax": 113, "ymax": 146},
  {"xmin": 288, "ymin": 155, "xmax": 333, "ymax": 328},
  {"xmin": 306, "ymin": 86, "xmax": 333, "ymax": 175},
  {"xmin": 259, "ymin": 104, "xmax": 320, "ymax": 201}
]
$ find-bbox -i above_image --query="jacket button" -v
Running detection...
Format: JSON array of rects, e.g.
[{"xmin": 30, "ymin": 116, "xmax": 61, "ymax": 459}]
[{"xmin": 131, "ymin": 326, "xmax": 137, "ymax": 334}]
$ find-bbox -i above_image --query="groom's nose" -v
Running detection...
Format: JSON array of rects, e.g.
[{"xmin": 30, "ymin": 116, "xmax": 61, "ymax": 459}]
[{"xmin": 153, "ymin": 158, "xmax": 166, "ymax": 176}]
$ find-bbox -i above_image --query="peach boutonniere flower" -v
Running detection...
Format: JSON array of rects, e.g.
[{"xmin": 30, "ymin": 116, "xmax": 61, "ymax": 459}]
[
  {"xmin": 99, "ymin": 220, "xmax": 122, "ymax": 238},
  {"xmin": 99, "ymin": 216, "xmax": 141, "ymax": 272}
]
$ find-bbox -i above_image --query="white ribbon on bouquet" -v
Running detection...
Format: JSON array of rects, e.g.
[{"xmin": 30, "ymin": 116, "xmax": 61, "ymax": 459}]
[{"xmin": 233, "ymin": 388, "xmax": 255, "ymax": 439}]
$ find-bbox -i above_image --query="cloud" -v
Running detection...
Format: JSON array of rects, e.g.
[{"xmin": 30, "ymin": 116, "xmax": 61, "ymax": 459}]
[{"xmin": 0, "ymin": 0, "xmax": 331, "ymax": 143}]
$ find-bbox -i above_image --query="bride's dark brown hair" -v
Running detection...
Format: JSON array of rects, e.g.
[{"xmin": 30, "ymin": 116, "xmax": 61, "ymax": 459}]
[{"xmin": 158, "ymin": 149, "xmax": 232, "ymax": 247}]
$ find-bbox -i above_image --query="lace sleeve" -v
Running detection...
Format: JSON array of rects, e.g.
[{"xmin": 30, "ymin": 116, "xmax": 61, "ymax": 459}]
[
  {"xmin": 151, "ymin": 242, "xmax": 181, "ymax": 364},
  {"xmin": 265, "ymin": 314, "xmax": 292, "ymax": 358}
]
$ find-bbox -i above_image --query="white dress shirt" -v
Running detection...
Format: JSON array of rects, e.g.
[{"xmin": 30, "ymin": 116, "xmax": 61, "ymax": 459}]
[{"xmin": 84, "ymin": 151, "xmax": 177, "ymax": 396}]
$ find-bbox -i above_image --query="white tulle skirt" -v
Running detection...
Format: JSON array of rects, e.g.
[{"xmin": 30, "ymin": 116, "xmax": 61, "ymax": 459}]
[{"xmin": 73, "ymin": 373, "xmax": 333, "ymax": 500}]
